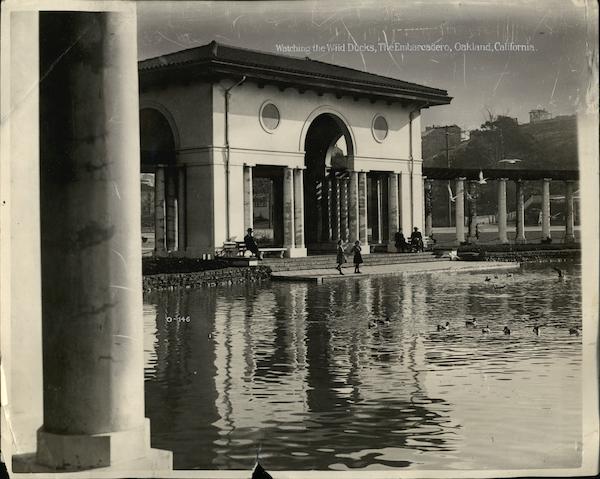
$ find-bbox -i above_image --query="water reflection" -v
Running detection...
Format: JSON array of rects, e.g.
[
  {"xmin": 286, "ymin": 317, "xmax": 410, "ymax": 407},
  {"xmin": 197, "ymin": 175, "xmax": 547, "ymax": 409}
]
[{"xmin": 144, "ymin": 262, "xmax": 581, "ymax": 471}]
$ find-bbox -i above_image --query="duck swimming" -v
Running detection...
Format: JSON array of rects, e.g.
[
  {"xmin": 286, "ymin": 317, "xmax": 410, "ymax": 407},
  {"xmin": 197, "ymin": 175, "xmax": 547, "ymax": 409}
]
[
  {"xmin": 437, "ymin": 322, "xmax": 450, "ymax": 331},
  {"xmin": 532, "ymin": 324, "xmax": 541, "ymax": 335},
  {"xmin": 503, "ymin": 326, "xmax": 511, "ymax": 335},
  {"xmin": 484, "ymin": 276, "xmax": 491, "ymax": 282},
  {"xmin": 465, "ymin": 318, "xmax": 478, "ymax": 327},
  {"xmin": 481, "ymin": 325, "xmax": 491, "ymax": 334},
  {"xmin": 569, "ymin": 327, "xmax": 581, "ymax": 336}
]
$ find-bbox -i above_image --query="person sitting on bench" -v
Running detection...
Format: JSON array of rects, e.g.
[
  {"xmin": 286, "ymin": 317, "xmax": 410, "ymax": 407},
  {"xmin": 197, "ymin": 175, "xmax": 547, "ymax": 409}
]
[
  {"xmin": 244, "ymin": 228, "xmax": 262, "ymax": 260},
  {"xmin": 410, "ymin": 227, "xmax": 424, "ymax": 252},
  {"xmin": 394, "ymin": 229, "xmax": 409, "ymax": 253}
]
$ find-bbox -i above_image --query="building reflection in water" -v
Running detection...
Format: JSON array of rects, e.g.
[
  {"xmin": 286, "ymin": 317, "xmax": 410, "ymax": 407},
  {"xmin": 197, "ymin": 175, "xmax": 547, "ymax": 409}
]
[{"xmin": 142, "ymin": 263, "xmax": 581, "ymax": 470}]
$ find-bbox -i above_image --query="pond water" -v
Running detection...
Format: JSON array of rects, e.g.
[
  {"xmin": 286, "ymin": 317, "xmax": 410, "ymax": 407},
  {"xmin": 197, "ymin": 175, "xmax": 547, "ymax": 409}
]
[{"xmin": 143, "ymin": 261, "xmax": 582, "ymax": 471}]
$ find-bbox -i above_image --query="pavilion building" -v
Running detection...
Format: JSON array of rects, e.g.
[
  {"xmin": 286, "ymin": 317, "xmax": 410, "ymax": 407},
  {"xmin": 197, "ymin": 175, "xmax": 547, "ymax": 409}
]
[{"xmin": 138, "ymin": 41, "xmax": 452, "ymax": 257}]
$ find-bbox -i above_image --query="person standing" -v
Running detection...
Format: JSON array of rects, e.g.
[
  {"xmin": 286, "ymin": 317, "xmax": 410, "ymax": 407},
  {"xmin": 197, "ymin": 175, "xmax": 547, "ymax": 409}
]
[
  {"xmin": 335, "ymin": 239, "xmax": 346, "ymax": 275},
  {"xmin": 352, "ymin": 240, "xmax": 363, "ymax": 273}
]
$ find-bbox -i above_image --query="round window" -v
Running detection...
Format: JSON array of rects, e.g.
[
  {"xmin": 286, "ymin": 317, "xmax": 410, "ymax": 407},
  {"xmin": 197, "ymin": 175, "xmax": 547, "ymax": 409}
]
[
  {"xmin": 260, "ymin": 102, "xmax": 280, "ymax": 132},
  {"xmin": 372, "ymin": 115, "xmax": 388, "ymax": 142}
]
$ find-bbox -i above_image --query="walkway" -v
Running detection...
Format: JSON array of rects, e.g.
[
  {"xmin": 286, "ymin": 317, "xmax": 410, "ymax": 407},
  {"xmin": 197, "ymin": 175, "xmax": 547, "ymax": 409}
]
[{"xmin": 272, "ymin": 260, "xmax": 519, "ymax": 283}]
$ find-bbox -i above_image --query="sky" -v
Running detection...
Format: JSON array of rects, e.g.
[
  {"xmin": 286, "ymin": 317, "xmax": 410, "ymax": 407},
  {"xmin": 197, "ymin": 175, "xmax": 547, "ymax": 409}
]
[{"xmin": 137, "ymin": 0, "xmax": 597, "ymax": 131}]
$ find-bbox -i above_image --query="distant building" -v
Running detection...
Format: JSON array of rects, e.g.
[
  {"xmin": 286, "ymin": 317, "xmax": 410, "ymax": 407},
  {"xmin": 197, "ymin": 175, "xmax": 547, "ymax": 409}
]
[
  {"xmin": 422, "ymin": 125, "xmax": 462, "ymax": 163},
  {"xmin": 529, "ymin": 108, "xmax": 552, "ymax": 123}
]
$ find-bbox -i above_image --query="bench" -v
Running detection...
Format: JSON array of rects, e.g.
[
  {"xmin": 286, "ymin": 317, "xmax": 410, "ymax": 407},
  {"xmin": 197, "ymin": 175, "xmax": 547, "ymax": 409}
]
[{"xmin": 258, "ymin": 247, "xmax": 286, "ymax": 259}]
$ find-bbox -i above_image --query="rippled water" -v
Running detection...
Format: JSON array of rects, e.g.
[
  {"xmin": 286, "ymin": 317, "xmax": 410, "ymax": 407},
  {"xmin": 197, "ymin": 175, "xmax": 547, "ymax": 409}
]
[{"xmin": 143, "ymin": 261, "xmax": 582, "ymax": 471}]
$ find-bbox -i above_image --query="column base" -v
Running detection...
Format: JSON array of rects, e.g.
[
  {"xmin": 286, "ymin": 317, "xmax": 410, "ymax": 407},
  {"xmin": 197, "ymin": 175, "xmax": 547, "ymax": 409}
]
[
  {"xmin": 563, "ymin": 235, "xmax": 576, "ymax": 243},
  {"xmin": 515, "ymin": 237, "xmax": 527, "ymax": 244},
  {"xmin": 286, "ymin": 247, "xmax": 307, "ymax": 258},
  {"xmin": 14, "ymin": 419, "xmax": 172, "ymax": 472},
  {"xmin": 387, "ymin": 243, "xmax": 400, "ymax": 253},
  {"xmin": 362, "ymin": 244, "xmax": 371, "ymax": 255}
]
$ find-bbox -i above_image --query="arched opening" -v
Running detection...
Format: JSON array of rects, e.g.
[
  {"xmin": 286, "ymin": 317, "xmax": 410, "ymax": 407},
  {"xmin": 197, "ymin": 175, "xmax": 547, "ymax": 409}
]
[
  {"xmin": 140, "ymin": 108, "xmax": 184, "ymax": 255},
  {"xmin": 304, "ymin": 113, "xmax": 354, "ymax": 253}
]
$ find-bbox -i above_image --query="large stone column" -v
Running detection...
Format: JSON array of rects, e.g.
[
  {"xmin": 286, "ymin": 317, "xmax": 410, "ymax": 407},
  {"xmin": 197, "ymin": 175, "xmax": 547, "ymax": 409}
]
[
  {"xmin": 2, "ymin": 10, "xmax": 44, "ymax": 455},
  {"xmin": 388, "ymin": 173, "xmax": 399, "ymax": 252},
  {"xmin": 424, "ymin": 179, "xmax": 433, "ymax": 237},
  {"xmin": 340, "ymin": 176, "xmax": 349, "ymax": 241},
  {"xmin": 515, "ymin": 179, "xmax": 526, "ymax": 243},
  {"xmin": 348, "ymin": 171, "xmax": 360, "ymax": 242},
  {"xmin": 243, "ymin": 165, "xmax": 253, "ymax": 232},
  {"xmin": 177, "ymin": 166, "xmax": 186, "ymax": 252},
  {"xmin": 283, "ymin": 167, "xmax": 295, "ymax": 252},
  {"xmin": 35, "ymin": 10, "xmax": 171, "ymax": 471},
  {"xmin": 293, "ymin": 168, "xmax": 306, "ymax": 254},
  {"xmin": 154, "ymin": 166, "xmax": 166, "ymax": 255},
  {"xmin": 541, "ymin": 178, "xmax": 551, "ymax": 241},
  {"xmin": 455, "ymin": 177, "xmax": 466, "ymax": 244},
  {"xmin": 497, "ymin": 178, "xmax": 508, "ymax": 244},
  {"xmin": 358, "ymin": 171, "xmax": 369, "ymax": 253},
  {"xmin": 564, "ymin": 180, "xmax": 576, "ymax": 243}
]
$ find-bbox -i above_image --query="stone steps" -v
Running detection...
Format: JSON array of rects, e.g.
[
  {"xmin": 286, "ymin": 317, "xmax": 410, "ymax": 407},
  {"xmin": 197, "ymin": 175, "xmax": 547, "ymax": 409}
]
[{"xmin": 263, "ymin": 252, "xmax": 448, "ymax": 272}]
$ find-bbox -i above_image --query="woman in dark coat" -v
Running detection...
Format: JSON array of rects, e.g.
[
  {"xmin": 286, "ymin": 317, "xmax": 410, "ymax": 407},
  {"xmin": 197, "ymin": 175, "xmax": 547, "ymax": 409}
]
[
  {"xmin": 352, "ymin": 240, "xmax": 363, "ymax": 273},
  {"xmin": 335, "ymin": 239, "xmax": 346, "ymax": 275}
]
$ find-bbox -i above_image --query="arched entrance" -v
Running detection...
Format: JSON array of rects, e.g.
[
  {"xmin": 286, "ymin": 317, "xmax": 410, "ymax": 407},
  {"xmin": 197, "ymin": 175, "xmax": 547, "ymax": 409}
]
[
  {"xmin": 304, "ymin": 113, "xmax": 355, "ymax": 253},
  {"xmin": 140, "ymin": 108, "xmax": 184, "ymax": 255}
]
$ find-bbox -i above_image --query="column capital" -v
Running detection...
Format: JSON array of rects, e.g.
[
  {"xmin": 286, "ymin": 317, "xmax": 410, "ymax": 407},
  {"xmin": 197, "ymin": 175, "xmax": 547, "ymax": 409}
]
[
  {"xmin": 498, "ymin": 177, "xmax": 509, "ymax": 181},
  {"xmin": 457, "ymin": 176, "xmax": 467, "ymax": 181},
  {"xmin": 543, "ymin": 177, "xmax": 552, "ymax": 182},
  {"xmin": 243, "ymin": 163, "xmax": 256, "ymax": 168}
]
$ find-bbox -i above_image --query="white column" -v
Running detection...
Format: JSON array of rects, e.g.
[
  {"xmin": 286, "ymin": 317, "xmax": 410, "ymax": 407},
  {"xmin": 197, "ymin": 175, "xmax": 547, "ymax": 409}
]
[
  {"xmin": 243, "ymin": 165, "xmax": 253, "ymax": 232},
  {"xmin": 400, "ymin": 171, "xmax": 412, "ymax": 234},
  {"xmin": 455, "ymin": 177, "xmax": 465, "ymax": 244},
  {"xmin": 358, "ymin": 171, "xmax": 369, "ymax": 253},
  {"xmin": 283, "ymin": 167, "xmax": 295, "ymax": 252},
  {"xmin": 515, "ymin": 179, "xmax": 526, "ymax": 243},
  {"xmin": 467, "ymin": 181, "xmax": 478, "ymax": 241},
  {"xmin": 154, "ymin": 166, "xmax": 166, "ymax": 255},
  {"xmin": 177, "ymin": 166, "xmax": 186, "ymax": 252},
  {"xmin": 541, "ymin": 178, "xmax": 551, "ymax": 241},
  {"xmin": 564, "ymin": 180, "xmax": 576, "ymax": 243},
  {"xmin": 326, "ymin": 175, "xmax": 333, "ymax": 241},
  {"xmin": 497, "ymin": 178, "xmax": 508, "ymax": 244},
  {"xmin": 340, "ymin": 176, "xmax": 349, "ymax": 241},
  {"xmin": 293, "ymin": 168, "xmax": 306, "ymax": 252},
  {"xmin": 2, "ymin": 10, "xmax": 43, "ymax": 455},
  {"xmin": 332, "ymin": 175, "xmax": 340, "ymax": 241},
  {"xmin": 424, "ymin": 179, "xmax": 433, "ymax": 237},
  {"xmin": 387, "ymin": 172, "xmax": 399, "ymax": 252},
  {"xmin": 376, "ymin": 177, "xmax": 383, "ymax": 243},
  {"xmin": 33, "ymin": 10, "xmax": 171, "ymax": 471},
  {"xmin": 348, "ymin": 171, "xmax": 359, "ymax": 242}
]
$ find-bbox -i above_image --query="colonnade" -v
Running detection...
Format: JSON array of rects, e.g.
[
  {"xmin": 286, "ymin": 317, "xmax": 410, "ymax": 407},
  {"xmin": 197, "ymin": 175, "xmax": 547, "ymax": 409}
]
[
  {"xmin": 241, "ymin": 166, "xmax": 422, "ymax": 255},
  {"xmin": 153, "ymin": 165, "xmax": 186, "ymax": 254},
  {"xmin": 423, "ymin": 177, "xmax": 578, "ymax": 244}
]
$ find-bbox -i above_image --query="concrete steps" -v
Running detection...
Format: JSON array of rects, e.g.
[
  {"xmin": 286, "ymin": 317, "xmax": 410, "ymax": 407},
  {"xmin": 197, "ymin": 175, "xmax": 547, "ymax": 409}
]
[{"xmin": 263, "ymin": 252, "xmax": 447, "ymax": 272}]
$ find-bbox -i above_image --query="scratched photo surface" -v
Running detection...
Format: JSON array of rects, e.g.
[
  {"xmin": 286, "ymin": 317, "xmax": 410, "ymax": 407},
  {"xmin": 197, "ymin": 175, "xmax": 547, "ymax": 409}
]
[{"xmin": 136, "ymin": 0, "xmax": 592, "ymax": 471}]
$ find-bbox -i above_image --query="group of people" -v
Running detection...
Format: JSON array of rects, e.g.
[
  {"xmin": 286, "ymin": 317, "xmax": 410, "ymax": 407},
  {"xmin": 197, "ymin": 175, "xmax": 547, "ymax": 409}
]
[
  {"xmin": 394, "ymin": 227, "xmax": 427, "ymax": 253},
  {"xmin": 336, "ymin": 240, "xmax": 364, "ymax": 275},
  {"xmin": 244, "ymin": 226, "xmax": 428, "ymax": 275}
]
